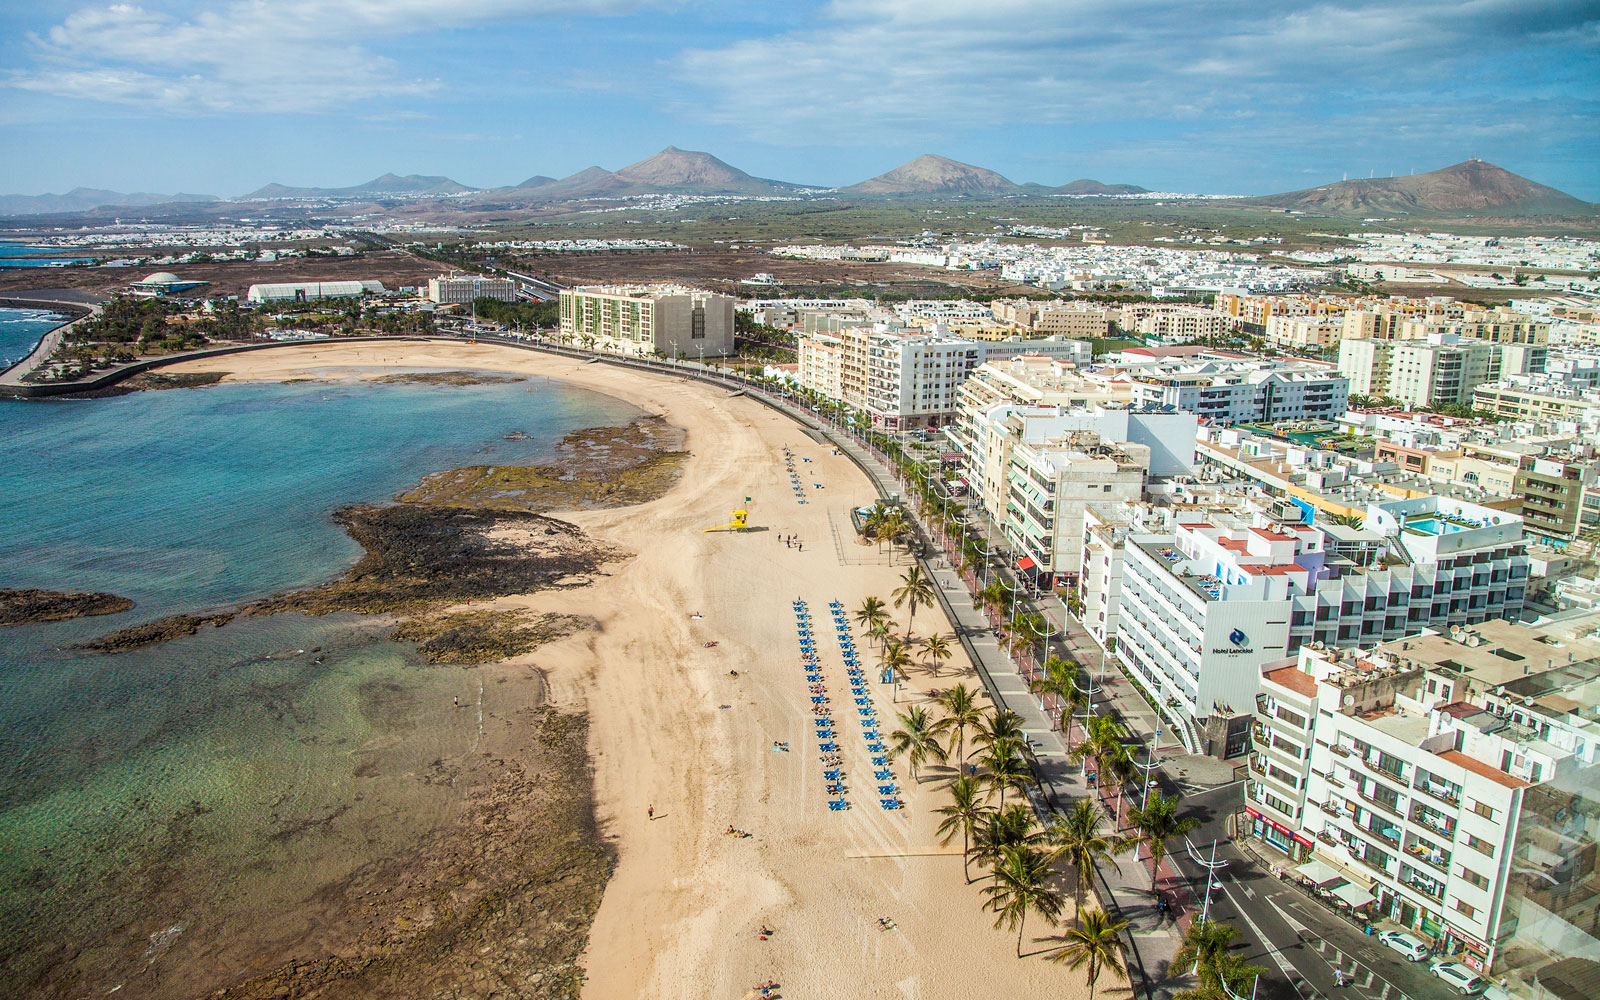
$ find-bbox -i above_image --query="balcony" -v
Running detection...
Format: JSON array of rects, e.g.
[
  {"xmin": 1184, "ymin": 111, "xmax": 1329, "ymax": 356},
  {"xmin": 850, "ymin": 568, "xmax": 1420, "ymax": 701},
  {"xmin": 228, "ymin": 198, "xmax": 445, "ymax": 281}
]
[
  {"xmin": 1406, "ymin": 843, "xmax": 1451, "ymax": 873},
  {"xmin": 1409, "ymin": 807, "xmax": 1456, "ymax": 838},
  {"xmin": 1351, "ymin": 852, "xmax": 1393, "ymax": 879},
  {"xmin": 1319, "ymin": 801, "xmax": 1347, "ymax": 819},
  {"xmin": 1329, "ymin": 743, "xmax": 1354, "ymax": 758},
  {"xmin": 1362, "ymin": 758, "xmax": 1408, "ymax": 786},
  {"xmin": 1357, "ymin": 786, "xmax": 1406, "ymax": 821},
  {"xmin": 1401, "ymin": 875, "xmax": 1444, "ymax": 902},
  {"xmin": 1359, "ymin": 822, "xmax": 1401, "ymax": 849},
  {"xmin": 1414, "ymin": 782, "xmax": 1461, "ymax": 807}
]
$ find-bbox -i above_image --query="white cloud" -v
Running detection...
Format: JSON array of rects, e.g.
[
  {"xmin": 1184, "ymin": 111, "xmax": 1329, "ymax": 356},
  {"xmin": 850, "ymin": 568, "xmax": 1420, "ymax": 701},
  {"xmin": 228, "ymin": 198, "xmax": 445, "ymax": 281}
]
[
  {"xmin": 673, "ymin": 0, "xmax": 1600, "ymax": 144},
  {"xmin": 4, "ymin": 1, "xmax": 645, "ymax": 113}
]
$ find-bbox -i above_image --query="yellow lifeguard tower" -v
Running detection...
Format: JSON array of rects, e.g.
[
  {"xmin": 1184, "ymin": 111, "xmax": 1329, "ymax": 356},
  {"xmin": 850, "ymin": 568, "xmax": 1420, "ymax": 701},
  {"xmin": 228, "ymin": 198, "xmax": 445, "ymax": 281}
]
[{"xmin": 703, "ymin": 510, "xmax": 750, "ymax": 532}]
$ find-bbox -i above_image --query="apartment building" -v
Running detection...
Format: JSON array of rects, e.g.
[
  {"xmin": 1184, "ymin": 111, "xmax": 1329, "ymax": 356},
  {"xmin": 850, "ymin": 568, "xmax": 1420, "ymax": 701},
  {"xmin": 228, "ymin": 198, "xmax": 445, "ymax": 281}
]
[
  {"xmin": 1117, "ymin": 496, "xmax": 1529, "ymax": 757},
  {"xmin": 1250, "ymin": 626, "xmax": 1600, "ymax": 976},
  {"xmin": 946, "ymin": 357, "xmax": 1135, "ymax": 474},
  {"xmin": 1266, "ymin": 315, "xmax": 1343, "ymax": 353},
  {"xmin": 1386, "ymin": 335, "xmax": 1495, "ymax": 408},
  {"xmin": 1134, "ymin": 306, "xmax": 1230, "ymax": 344},
  {"xmin": 1514, "ymin": 453, "xmax": 1600, "ymax": 544},
  {"xmin": 1473, "ymin": 378, "xmax": 1600, "ymax": 425},
  {"xmin": 1126, "ymin": 362, "xmax": 1349, "ymax": 425},
  {"xmin": 427, "ymin": 273, "xmax": 516, "ymax": 305},
  {"xmin": 797, "ymin": 333, "xmax": 843, "ymax": 402},
  {"xmin": 1003, "ymin": 433, "xmax": 1149, "ymax": 587},
  {"xmin": 559, "ymin": 285, "xmax": 735, "ymax": 357}
]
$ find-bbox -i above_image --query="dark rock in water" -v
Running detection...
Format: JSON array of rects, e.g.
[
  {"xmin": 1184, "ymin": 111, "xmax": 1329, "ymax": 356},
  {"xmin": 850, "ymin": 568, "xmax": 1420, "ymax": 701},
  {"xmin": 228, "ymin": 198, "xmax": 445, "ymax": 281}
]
[
  {"xmin": 0, "ymin": 588, "xmax": 134, "ymax": 626},
  {"xmin": 370, "ymin": 371, "xmax": 522, "ymax": 386},
  {"xmin": 244, "ymin": 505, "xmax": 622, "ymax": 618},
  {"xmin": 77, "ymin": 612, "xmax": 234, "ymax": 652},
  {"xmin": 391, "ymin": 610, "xmax": 586, "ymax": 664}
]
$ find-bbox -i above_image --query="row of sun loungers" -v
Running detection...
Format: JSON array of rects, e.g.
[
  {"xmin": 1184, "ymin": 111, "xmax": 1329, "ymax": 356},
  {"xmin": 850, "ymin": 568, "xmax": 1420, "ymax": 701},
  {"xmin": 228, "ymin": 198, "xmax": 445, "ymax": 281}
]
[
  {"xmin": 783, "ymin": 447, "xmax": 808, "ymax": 505},
  {"xmin": 827, "ymin": 600, "xmax": 902, "ymax": 810},
  {"xmin": 796, "ymin": 598, "xmax": 848, "ymax": 810}
]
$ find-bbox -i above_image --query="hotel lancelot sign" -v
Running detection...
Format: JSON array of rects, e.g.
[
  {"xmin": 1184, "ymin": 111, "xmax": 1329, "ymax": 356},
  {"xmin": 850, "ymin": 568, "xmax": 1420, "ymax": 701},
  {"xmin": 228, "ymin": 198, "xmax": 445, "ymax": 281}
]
[{"xmin": 1211, "ymin": 627, "xmax": 1253, "ymax": 655}]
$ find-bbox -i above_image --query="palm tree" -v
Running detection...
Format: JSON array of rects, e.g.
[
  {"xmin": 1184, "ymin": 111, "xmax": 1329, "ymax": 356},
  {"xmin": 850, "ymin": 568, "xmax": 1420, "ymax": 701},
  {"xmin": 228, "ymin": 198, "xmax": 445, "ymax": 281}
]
[
  {"xmin": 935, "ymin": 683, "xmax": 983, "ymax": 764},
  {"xmin": 867, "ymin": 616, "xmax": 893, "ymax": 651},
  {"xmin": 1029, "ymin": 656, "xmax": 1085, "ymax": 751},
  {"xmin": 888, "ymin": 704, "xmax": 947, "ymax": 782},
  {"xmin": 934, "ymin": 775, "xmax": 990, "ymax": 883},
  {"xmin": 976, "ymin": 739, "xmax": 1033, "ymax": 807},
  {"xmin": 1128, "ymin": 792, "xmax": 1200, "ymax": 892},
  {"xmin": 882, "ymin": 508, "xmax": 910, "ymax": 562},
  {"xmin": 1048, "ymin": 908, "xmax": 1128, "ymax": 999},
  {"xmin": 970, "ymin": 708, "xmax": 1026, "ymax": 759},
  {"xmin": 1048, "ymin": 799, "xmax": 1134, "ymax": 926},
  {"xmin": 982, "ymin": 844, "xmax": 1064, "ymax": 958},
  {"xmin": 892, "ymin": 564, "xmax": 936, "ymax": 640},
  {"xmin": 1070, "ymin": 714, "xmax": 1128, "ymax": 779},
  {"xmin": 1326, "ymin": 511, "xmax": 1365, "ymax": 529},
  {"xmin": 971, "ymin": 802, "xmax": 1044, "ymax": 877},
  {"xmin": 1172, "ymin": 918, "xmax": 1239, "ymax": 978},
  {"xmin": 865, "ymin": 503, "xmax": 891, "ymax": 554},
  {"xmin": 921, "ymin": 632, "xmax": 953, "ymax": 677},
  {"xmin": 854, "ymin": 596, "xmax": 888, "ymax": 637},
  {"xmin": 878, "ymin": 639, "xmax": 915, "ymax": 701}
]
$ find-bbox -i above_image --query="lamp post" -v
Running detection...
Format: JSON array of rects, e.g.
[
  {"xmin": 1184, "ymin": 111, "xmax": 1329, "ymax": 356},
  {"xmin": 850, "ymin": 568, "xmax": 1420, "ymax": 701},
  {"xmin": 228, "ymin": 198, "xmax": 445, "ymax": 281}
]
[{"xmin": 1184, "ymin": 837, "xmax": 1229, "ymax": 927}]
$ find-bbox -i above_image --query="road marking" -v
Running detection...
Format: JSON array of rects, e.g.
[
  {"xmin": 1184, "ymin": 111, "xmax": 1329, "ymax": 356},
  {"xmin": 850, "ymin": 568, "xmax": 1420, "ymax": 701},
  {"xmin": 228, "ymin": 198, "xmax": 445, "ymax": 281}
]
[{"xmin": 1240, "ymin": 883, "xmax": 1255, "ymax": 899}]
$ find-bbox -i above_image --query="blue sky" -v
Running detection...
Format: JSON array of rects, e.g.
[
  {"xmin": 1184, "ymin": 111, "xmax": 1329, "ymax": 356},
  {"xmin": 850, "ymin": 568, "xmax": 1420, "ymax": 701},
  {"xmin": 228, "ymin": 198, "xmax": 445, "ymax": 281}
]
[{"xmin": 1, "ymin": 1, "xmax": 1596, "ymax": 200}]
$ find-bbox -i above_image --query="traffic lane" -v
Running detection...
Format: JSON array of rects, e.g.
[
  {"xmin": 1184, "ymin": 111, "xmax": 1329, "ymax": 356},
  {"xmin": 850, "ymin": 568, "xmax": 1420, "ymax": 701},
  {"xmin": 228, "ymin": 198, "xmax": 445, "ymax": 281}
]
[{"xmin": 1164, "ymin": 839, "xmax": 1306, "ymax": 1000}]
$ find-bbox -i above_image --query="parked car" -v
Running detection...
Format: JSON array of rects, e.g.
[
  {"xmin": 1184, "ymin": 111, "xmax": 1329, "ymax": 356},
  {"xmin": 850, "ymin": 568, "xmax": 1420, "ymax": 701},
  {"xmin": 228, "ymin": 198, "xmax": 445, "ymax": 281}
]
[
  {"xmin": 1431, "ymin": 961, "xmax": 1490, "ymax": 995},
  {"xmin": 1378, "ymin": 929, "xmax": 1430, "ymax": 962}
]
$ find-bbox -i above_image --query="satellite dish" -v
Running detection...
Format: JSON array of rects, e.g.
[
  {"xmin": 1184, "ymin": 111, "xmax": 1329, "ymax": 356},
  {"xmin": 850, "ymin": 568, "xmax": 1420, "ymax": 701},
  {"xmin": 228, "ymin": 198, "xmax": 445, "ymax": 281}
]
[{"xmin": 1343, "ymin": 694, "xmax": 1355, "ymax": 706}]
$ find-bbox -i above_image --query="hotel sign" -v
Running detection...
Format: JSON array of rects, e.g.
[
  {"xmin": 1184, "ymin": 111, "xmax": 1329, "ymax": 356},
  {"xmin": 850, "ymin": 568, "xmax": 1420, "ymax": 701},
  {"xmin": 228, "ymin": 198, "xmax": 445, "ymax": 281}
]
[{"xmin": 1211, "ymin": 627, "xmax": 1253, "ymax": 655}]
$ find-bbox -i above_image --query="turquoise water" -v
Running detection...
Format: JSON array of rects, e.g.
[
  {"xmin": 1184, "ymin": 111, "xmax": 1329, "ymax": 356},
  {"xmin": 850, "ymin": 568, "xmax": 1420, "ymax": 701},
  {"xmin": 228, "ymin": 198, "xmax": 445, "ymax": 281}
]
[
  {"xmin": 0, "ymin": 306, "xmax": 68, "ymax": 370},
  {"xmin": 0, "ymin": 243, "xmax": 97, "ymax": 268},
  {"xmin": 0, "ymin": 372, "xmax": 641, "ymax": 991}
]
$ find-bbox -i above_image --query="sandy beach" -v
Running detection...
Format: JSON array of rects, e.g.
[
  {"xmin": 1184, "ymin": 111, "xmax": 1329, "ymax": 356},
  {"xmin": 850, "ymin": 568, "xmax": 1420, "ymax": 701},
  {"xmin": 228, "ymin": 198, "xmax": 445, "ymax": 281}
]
[{"xmin": 167, "ymin": 342, "xmax": 1104, "ymax": 1000}]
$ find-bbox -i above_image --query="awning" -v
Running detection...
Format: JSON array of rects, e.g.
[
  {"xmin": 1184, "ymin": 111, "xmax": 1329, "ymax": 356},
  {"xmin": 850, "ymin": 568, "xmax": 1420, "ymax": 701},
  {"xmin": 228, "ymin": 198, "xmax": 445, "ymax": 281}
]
[
  {"xmin": 1017, "ymin": 556, "xmax": 1037, "ymax": 572},
  {"xmin": 1329, "ymin": 881, "xmax": 1377, "ymax": 909},
  {"xmin": 1293, "ymin": 859, "xmax": 1342, "ymax": 885}
]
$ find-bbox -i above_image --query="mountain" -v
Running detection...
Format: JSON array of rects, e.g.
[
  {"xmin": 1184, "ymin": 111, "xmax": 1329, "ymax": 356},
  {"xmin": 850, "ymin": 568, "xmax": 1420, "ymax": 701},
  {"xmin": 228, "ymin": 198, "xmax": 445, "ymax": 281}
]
[
  {"xmin": 514, "ymin": 175, "xmax": 556, "ymax": 189},
  {"xmin": 241, "ymin": 173, "xmax": 475, "ymax": 199},
  {"xmin": 503, "ymin": 147, "xmax": 812, "ymax": 202},
  {"xmin": 1243, "ymin": 160, "xmax": 1595, "ymax": 216},
  {"xmin": 0, "ymin": 188, "xmax": 217, "ymax": 217},
  {"xmin": 843, "ymin": 155, "xmax": 1020, "ymax": 196},
  {"xmin": 1052, "ymin": 178, "xmax": 1149, "ymax": 195}
]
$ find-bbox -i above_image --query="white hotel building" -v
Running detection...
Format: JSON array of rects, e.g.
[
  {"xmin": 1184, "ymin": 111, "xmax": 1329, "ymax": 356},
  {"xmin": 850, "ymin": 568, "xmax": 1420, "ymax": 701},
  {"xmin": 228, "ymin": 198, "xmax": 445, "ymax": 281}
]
[
  {"xmin": 1117, "ymin": 496, "xmax": 1529, "ymax": 757},
  {"xmin": 1250, "ymin": 631, "xmax": 1600, "ymax": 977}
]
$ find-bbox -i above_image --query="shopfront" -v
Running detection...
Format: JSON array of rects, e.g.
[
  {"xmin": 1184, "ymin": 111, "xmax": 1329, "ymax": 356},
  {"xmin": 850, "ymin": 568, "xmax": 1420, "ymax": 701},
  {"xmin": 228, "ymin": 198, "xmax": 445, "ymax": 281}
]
[{"xmin": 1246, "ymin": 807, "xmax": 1312, "ymax": 859}]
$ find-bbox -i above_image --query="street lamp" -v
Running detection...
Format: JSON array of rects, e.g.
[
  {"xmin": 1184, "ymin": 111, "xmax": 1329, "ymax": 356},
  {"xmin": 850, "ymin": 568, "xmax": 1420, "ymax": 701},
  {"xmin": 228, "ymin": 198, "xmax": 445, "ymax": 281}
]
[{"xmin": 1183, "ymin": 837, "xmax": 1229, "ymax": 927}]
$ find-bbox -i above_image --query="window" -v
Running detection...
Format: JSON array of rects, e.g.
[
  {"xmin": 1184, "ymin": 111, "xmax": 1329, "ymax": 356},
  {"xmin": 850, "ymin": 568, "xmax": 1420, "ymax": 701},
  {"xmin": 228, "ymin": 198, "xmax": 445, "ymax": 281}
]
[
  {"xmin": 1458, "ymin": 866, "xmax": 1490, "ymax": 890},
  {"xmin": 1471, "ymin": 800, "xmax": 1495, "ymax": 820},
  {"xmin": 1454, "ymin": 899, "xmax": 1477, "ymax": 917},
  {"xmin": 1466, "ymin": 833, "xmax": 1495, "ymax": 858}
]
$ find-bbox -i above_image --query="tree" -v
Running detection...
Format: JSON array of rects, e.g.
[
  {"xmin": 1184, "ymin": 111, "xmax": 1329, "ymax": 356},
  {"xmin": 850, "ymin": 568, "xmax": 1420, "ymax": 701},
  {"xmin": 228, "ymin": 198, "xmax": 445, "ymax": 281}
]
[
  {"xmin": 888, "ymin": 704, "xmax": 947, "ymax": 782},
  {"xmin": 970, "ymin": 708, "xmax": 1026, "ymax": 759},
  {"xmin": 1326, "ymin": 511, "xmax": 1365, "ymax": 529},
  {"xmin": 934, "ymin": 775, "xmax": 991, "ymax": 883},
  {"xmin": 1048, "ymin": 799, "xmax": 1133, "ymax": 926},
  {"xmin": 892, "ymin": 564, "xmax": 936, "ymax": 640},
  {"xmin": 935, "ymin": 683, "xmax": 984, "ymax": 763},
  {"xmin": 1030, "ymin": 656, "xmax": 1086, "ymax": 752},
  {"xmin": 976, "ymin": 738, "xmax": 1033, "ymax": 807},
  {"xmin": 921, "ymin": 632, "xmax": 953, "ymax": 677},
  {"xmin": 867, "ymin": 617, "xmax": 893, "ymax": 651},
  {"xmin": 1069, "ymin": 714, "xmax": 1127, "ymax": 778},
  {"xmin": 1172, "ymin": 920, "xmax": 1266, "ymax": 1000},
  {"xmin": 1128, "ymin": 792, "xmax": 1200, "ymax": 892},
  {"xmin": 1048, "ymin": 908, "xmax": 1128, "ymax": 999},
  {"xmin": 854, "ymin": 596, "xmax": 889, "ymax": 641},
  {"xmin": 878, "ymin": 639, "xmax": 915, "ymax": 701},
  {"xmin": 982, "ymin": 844, "xmax": 1064, "ymax": 958},
  {"xmin": 882, "ymin": 508, "xmax": 911, "ymax": 563}
]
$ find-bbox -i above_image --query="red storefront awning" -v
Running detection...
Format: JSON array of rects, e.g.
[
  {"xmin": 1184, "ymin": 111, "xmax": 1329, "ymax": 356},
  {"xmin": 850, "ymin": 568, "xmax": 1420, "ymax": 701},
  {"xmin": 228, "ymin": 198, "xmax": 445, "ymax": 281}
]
[{"xmin": 1017, "ymin": 557, "xmax": 1037, "ymax": 572}]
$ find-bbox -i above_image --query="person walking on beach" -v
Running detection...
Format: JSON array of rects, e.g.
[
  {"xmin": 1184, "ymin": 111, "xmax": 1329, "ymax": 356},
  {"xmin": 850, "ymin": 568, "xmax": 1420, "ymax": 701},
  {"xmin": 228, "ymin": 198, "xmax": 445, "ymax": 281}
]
[{"xmin": 647, "ymin": 804, "xmax": 654, "ymax": 821}]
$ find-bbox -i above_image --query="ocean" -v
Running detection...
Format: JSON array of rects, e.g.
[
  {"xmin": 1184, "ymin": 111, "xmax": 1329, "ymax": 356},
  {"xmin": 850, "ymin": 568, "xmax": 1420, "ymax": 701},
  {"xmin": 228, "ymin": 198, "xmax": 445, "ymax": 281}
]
[
  {"xmin": 0, "ymin": 243, "xmax": 98, "ymax": 268},
  {"xmin": 0, "ymin": 306, "xmax": 68, "ymax": 371},
  {"xmin": 0, "ymin": 373, "xmax": 641, "ymax": 991}
]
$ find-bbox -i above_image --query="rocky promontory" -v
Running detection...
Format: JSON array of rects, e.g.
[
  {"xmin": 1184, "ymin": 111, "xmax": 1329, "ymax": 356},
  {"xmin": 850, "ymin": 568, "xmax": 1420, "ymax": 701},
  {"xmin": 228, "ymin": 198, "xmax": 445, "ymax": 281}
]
[{"xmin": 0, "ymin": 588, "xmax": 133, "ymax": 627}]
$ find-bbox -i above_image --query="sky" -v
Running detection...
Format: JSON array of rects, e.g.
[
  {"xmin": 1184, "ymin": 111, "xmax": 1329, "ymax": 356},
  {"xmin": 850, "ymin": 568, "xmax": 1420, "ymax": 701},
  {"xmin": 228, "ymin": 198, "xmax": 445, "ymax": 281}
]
[{"xmin": 1, "ymin": 0, "xmax": 1597, "ymax": 200}]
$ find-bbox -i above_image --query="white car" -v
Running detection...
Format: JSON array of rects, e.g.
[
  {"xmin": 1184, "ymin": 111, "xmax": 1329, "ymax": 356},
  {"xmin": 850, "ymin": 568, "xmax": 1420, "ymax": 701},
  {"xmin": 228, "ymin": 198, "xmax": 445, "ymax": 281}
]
[
  {"xmin": 1378, "ymin": 929, "xmax": 1430, "ymax": 962},
  {"xmin": 1431, "ymin": 961, "xmax": 1489, "ymax": 995}
]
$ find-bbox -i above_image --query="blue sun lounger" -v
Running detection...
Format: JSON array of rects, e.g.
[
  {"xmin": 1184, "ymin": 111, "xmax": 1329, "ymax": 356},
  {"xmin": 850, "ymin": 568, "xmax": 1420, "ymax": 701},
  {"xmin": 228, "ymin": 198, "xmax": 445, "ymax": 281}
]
[
  {"xmin": 880, "ymin": 798, "xmax": 901, "ymax": 810},
  {"xmin": 819, "ymin": 742, "xmax": 838, "ymax": 752},
  {"xmin": 829, "ymin": 799, "xmax": 848, "ymax": 811},
  {"xmin": 874, "ymin": 769, "xmax": 893, "ymax": 781},
  {"xmin": 824, "ymin": 769, "xmax": 841, "ymax": 780},
  {"xmin": 872, "ymin": 755, "xmax": 888, "ymax": 766},
  {"xmin": 878, "ymin": 784, "xmax": 897, "ymax": 795},
  {"xmin": 867, "ymin": 742, "xmax": 885, "ymax": 754}
]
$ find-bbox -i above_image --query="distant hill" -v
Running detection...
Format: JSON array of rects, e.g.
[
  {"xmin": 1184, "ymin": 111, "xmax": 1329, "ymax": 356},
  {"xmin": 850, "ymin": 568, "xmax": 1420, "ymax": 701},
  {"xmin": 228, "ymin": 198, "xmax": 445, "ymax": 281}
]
[
  {"xmin": 1053, "ymin": 178, "xmax": 1149, "ymax": 196},
  {"xmin": 504, "ymin": 147, "xmax": 813, "ymax": 202},
  {"xmin": 843, "ymin": 155, "xmax": 1020, "ymax": 196},
  {"xmin": 514, "ymin": 175, "xmax": 556, "ymax": 189},
  {"xmin": 0, "ymin": 188, "xmax": 217, "ymax": 217},
  {"xmin": 1243, "ymin": 160, "xmax": 1595, "ymax": 216},
  {"xmin": 242, "ymin": 173, "xmax": 476, "ymax": 199}
]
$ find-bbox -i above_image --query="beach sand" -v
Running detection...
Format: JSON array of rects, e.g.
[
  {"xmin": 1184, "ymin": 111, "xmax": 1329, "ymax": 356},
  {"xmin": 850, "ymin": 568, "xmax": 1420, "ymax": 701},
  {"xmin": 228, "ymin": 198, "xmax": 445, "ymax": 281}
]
[{"xmin": 169, "ymin": 343, "xmax": 1105, "ymax": 1000}]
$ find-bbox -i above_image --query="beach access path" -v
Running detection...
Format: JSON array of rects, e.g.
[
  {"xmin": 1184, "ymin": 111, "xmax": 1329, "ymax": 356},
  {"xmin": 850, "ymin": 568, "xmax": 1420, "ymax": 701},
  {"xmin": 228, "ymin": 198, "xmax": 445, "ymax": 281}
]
[{"xmin": 167, "ymin": 343, "xmax": 1103, "ymax": 1000}]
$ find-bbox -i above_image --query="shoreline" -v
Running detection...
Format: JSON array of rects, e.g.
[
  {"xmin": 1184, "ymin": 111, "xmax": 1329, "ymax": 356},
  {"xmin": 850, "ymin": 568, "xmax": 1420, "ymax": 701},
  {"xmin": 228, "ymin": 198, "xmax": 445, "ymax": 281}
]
[{"xmin": 146, "ymin": 343, "xmax": 1096, "ymax": 998}]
